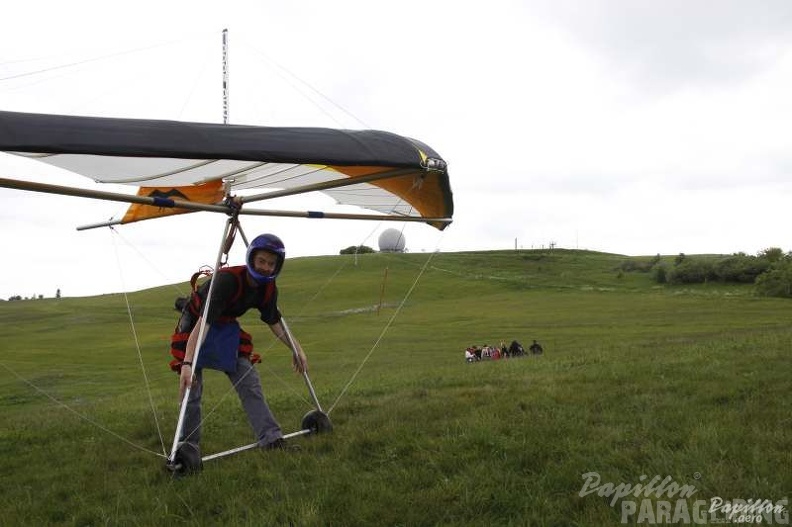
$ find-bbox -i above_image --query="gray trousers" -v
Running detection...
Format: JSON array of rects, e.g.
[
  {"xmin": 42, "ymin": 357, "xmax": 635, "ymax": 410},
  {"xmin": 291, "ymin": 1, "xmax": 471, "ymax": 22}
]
[{"xmin": 181, "ymin": 357, "xmax": 282, "ymax": 447}]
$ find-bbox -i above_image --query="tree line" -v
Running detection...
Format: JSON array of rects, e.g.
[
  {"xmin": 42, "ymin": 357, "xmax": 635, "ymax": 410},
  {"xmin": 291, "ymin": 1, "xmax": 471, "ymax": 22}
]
[
  {"xmin": 620, "ymin": 248, "xmax": 792, "ymax": 297},
  {"xmin": 4, "ymin": 289, "xmax": 61, "ymax": 302}
]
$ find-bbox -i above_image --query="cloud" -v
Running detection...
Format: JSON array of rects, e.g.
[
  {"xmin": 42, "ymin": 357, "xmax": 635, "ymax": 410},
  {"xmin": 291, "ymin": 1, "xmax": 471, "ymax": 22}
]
[
  {"xmin": 2, "ymin": 1, "xmax": 792, "ymax": 298},
  {"xmin": 529, "ymin": 0, "xmax": 792, "ymax": 92}
]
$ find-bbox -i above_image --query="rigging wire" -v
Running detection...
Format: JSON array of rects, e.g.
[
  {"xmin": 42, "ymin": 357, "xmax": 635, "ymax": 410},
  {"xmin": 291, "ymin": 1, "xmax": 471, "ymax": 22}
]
[
  {"xmin": 1, "ymin": 30, "xmax": 222, "ymax": 122},
  {"xmin": 317, "ymin": 197, "xmax": 430, "ymax": 413},
  {"xmin": 236, "ymin": 35, "xmax": 371, "ymax": 129},
  {"xmin": 0, "ymin": 361, "xmax": 166, "ymax": 459},
  {"xmin": 327, "ymin": 239, "xmax": 442, "ymax": 415},
  {"xmin": 184, "ymin": 227, "xmax": 351, "ymax": 432},
  {"xmin": 175, "ymin": 37, "xmax": 215, "ymax": 121},
  {"xmin": 183, "ymin": 216, "xmax": 388, "ymax": 435},
  {"xmin": 246, "ymin": 258, "xmax": 353, "ymax": 407},
  {"xmin": 0, "ymin": 44, "xmax": 165, "ymax": 83},
  {"xmin": 2, "ymin": 28, "xmax": 453, "ymax": 451},
  {"xmin": 110, "ymin": 227, "xmax": 168, "ymax": 457},
  {"xmin": 0, "ymin": 31, "xmax": 215, "ymax": 83},
  {"xmin": 218, "ymin": 212, "xmax": 409, "ymax": 416},
  {"xmin": 2, "ymin": 215, "xmax": 443, "ymax": 459},
  {"xmin": 109, "ymin": 227, "xmax": 190, "ymax": 297},
  {"xmin": 0, "ymin": 227, "xmax": 178, "ymax": 461}
]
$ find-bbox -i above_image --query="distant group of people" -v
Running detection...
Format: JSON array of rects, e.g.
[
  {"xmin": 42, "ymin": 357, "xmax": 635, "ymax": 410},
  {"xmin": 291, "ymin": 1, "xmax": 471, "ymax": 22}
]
[{"xmin": 464, "ymin": 339, "xmax": 543, "ymax": 363}]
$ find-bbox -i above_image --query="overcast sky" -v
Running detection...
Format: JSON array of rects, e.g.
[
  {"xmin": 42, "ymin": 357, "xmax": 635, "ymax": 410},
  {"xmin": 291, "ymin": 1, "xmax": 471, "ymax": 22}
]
[{"xmin": 2, "ymin": 0, "xmax": 792, "ymax": 299}]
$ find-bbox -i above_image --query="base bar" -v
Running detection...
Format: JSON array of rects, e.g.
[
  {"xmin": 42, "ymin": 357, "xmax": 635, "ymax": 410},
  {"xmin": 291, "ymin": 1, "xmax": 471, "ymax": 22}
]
[{"xmin": 201, "ymin": 429, "xmax": 312, "ymax": 463}]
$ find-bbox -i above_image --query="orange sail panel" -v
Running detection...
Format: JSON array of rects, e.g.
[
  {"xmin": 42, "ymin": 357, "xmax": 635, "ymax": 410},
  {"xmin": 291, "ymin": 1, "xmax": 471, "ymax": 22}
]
[
  {"xmin": 120, "ymin": 181, "xmax": 224, "ymax": 224},
  {"xmin": 327, "ymin": 165, "xmax": 452, "ymax": 227}
]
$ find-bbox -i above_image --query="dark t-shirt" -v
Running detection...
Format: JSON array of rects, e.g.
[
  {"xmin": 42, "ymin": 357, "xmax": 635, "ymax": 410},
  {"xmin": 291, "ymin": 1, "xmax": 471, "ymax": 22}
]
[{"xmin": 177, "ymin": 266, "xmax": 280, "ymax": 332}]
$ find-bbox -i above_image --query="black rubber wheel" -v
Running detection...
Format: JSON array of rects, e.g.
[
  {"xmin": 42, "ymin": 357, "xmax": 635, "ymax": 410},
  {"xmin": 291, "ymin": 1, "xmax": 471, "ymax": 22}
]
[
  {"xmin": 301, "ymin": 410, "xmax": 333, "ymax": 434},
  {"xmin": 166, "ymin": 441, "xmax": 203, "ymax": 476}
]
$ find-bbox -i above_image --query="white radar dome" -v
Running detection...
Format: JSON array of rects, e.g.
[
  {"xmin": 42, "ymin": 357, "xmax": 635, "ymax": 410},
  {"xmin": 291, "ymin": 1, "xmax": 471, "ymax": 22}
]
[{"xmin": 378, "ymin": 228, "xmax": 406, "ymax": 252}]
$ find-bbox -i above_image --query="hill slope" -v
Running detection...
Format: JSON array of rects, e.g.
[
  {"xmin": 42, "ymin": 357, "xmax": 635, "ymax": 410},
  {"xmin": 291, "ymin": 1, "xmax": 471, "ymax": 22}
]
[{"xmin": 1, "ymin": 249, "xmax": 790, "ymax": 526}]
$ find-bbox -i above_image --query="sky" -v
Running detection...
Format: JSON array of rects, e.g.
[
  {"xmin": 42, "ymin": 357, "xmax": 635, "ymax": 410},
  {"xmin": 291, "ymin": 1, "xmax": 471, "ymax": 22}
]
[{"xmin": 2, "ymin": 0, "xmax": 792, "ymax": 299}]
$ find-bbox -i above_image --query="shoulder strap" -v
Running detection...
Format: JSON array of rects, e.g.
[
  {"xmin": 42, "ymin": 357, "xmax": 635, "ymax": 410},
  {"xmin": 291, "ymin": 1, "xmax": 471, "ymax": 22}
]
[
  {"xmin": 189, "ymin": 265, "xmax": 274, "ymax": 314},
  {"xmin": 260, "ymin": 280, "xmax": 275, "ymax": 308},
  {"xmin": 190, "ymin": 266, "xmax": 214, "ymax": 292},
  {"xmin": 184, "ymin": 265, "xmax": 230, "ymax": 318},
  {"xmin": 222, "ymin": 266, "xmax": 248, "ymax": 305}
]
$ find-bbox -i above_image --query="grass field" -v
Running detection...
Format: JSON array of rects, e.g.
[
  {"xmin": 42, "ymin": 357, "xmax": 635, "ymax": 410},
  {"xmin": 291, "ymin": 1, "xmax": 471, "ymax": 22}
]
[{"xmin": 1, "ymin": 249, "xmax": 790, "ymax": 526}]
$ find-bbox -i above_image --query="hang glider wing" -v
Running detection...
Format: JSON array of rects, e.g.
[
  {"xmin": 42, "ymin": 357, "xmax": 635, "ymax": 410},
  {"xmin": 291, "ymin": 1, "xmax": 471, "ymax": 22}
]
[{"xmin": 0, "ymin": 111, "xmax": 453, "ymax": 229}]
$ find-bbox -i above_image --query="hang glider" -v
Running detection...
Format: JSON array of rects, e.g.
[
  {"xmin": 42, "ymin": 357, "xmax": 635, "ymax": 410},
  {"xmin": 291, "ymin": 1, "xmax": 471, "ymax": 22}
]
[{"xmin": 0, "ymin": 110, "xmax": 453, "ymax": 230}]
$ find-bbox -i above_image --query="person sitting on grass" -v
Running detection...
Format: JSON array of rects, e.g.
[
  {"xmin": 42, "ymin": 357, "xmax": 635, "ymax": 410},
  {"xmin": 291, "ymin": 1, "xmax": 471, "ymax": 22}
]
[{"xmin": 509, "ymin": 340, "xmax": 525, "ymax": 357}]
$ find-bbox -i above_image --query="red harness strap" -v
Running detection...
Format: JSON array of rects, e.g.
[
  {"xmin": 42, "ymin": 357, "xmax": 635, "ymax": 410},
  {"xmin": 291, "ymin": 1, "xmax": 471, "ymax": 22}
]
[
  {"xmin": 169, "ymin": 328, "xmax": 260, "ymax": 372},
  {"xmin": 169, "ymin": 266, "xmax": 270, "ymax": 372}
]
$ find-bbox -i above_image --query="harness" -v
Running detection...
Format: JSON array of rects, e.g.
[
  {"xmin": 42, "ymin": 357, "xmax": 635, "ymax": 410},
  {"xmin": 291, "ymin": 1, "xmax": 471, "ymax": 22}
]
[
  {"xmin": 169, "ymin": 266, "xmax": 274, "ymax": 372},
  {"xmin": 183, "ymin": 265, "xmax": 273, "ymax": 320}
]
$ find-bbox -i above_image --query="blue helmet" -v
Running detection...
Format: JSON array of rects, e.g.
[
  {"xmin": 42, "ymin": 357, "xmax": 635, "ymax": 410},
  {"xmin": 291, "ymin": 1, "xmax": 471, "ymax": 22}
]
[{"xmin": 246, "ymin": 233, "xmax": 285, "ymax": 284}]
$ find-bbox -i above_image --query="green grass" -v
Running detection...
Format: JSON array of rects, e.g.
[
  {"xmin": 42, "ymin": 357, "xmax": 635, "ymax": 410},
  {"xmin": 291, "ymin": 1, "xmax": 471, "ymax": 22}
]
[{"xmin": 1, "ymin": 249, "xmax": 790, "ymax": 526}]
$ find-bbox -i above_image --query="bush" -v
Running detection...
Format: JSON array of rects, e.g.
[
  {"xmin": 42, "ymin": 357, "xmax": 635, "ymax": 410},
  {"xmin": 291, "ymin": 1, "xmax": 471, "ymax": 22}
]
[
  {"xmin": 653, "ymin": 265, "xmax": 668, "ymax": 284},
  {"xmin": 712, "ymin": 255, "xmax": 770, "ymax": 283},
  {"xmin": 758, "ymin": 247, "xmax": 785, "ymax": 263},
  {"xmin": 339, "ymin": 245, "xmax": 375, "ymax": 255},
  {"xmin": 664, "ymin": 254, "xmax": 772, "ymax": 285},
  {"xmin": 755, "ymin": 260, "xmax": 792, "ymax": 298},
  {"xmin": 619, "ymin": 254, "xmax": 661, "ymax": 274},
  {"xmin": 668, "ymin": 258, "xmax": 716, "ymax": 284}
]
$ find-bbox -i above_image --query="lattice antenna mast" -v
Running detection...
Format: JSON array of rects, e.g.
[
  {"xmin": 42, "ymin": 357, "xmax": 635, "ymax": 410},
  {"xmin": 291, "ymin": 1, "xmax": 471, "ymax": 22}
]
[{"xmin": 222, "ymin": 28, "xmax": 229, "ymax": 125}]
